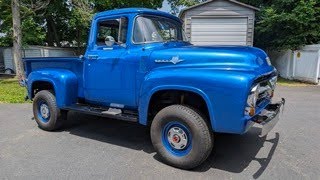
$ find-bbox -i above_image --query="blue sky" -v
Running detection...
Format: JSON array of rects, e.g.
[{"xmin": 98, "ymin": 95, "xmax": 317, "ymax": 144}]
[
  {"xmin": 158, "ymin": 0, "xmax": 185, "ymax": 16},
  {"xmin": 159, "ymin": 0, "xmax": 171, "ymax": 13}
]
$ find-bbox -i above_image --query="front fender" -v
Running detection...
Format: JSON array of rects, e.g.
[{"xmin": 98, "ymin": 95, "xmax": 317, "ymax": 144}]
[
  {"xmin": 138, "ymin": 68, "xmax": 255, "ymax": 133},
  {"xmin": 139, "ymin": 84, "xmax": 215, "ymax": 126},
  {"xmin": 27, "ymin": 68, "xmax": 78, "ymax": 108}
]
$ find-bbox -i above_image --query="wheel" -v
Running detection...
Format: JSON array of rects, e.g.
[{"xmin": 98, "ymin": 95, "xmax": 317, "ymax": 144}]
[
  {"xmin": 150, "ymin": 105, "xmax": 213, "ymax": 169},
  {"xmin": 4, "ymin": 68, "xmax": 14, "ymax": 74},
  {"xmin": 33, "ymin": 90, "xmax": 67, "ymax": 131}
]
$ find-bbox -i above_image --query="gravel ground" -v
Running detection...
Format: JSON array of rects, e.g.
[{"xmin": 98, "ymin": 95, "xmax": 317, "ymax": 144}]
[{"xmin": 0, "ymin": 85, "xmax": 319, "ymax": 179}]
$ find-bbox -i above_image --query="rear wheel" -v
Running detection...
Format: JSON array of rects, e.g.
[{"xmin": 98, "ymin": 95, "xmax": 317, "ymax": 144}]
[
  {"xmin": 33, "ymin": 90, "xmax": 67, "ymax": 131},
  {"xmin": 150, "ymin": 105, "xmax": 213, "ymax": 169}
]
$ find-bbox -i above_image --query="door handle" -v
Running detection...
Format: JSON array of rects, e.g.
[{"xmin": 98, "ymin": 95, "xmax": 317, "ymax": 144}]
[{"xmin": 88, "ymin": 55, "xmax": 99, "ymax": 60}]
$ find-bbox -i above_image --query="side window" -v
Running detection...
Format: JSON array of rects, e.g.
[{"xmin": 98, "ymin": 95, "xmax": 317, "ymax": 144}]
[
  {"xmin": 96, "ymin": 17, "xmax": 128, "ymax": 46},
  {"xmin": 133, "ymin": 16, "xmax": 184, "ymax": 44}
]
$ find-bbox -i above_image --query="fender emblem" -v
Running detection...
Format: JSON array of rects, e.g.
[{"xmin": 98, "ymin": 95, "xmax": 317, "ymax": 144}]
[{"xmin": 155, "ymin": 56, "xmax": 184, "ymax": 65}]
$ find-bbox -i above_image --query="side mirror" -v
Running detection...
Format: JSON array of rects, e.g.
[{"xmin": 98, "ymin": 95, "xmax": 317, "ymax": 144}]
[{"xmin": 105, "ymin": 36, "xmax": 115, "ymax": 47}]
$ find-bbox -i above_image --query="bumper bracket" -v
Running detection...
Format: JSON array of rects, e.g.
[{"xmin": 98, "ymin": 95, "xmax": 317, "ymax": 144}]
[{"xmin": 252, "ymin": 98, "xmax": 285, "ymax": 137}]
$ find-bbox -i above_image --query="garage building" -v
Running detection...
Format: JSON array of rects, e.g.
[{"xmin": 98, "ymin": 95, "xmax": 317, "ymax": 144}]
[{"xmin": 179, "ymin": 0, "xmax": 259, "ymax": 46}]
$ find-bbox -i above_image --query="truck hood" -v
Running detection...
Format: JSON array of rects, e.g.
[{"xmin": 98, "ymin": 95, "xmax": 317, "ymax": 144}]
[{"xmin": 148, "ymin": 45, "xmax": 274, "ymax": 74}]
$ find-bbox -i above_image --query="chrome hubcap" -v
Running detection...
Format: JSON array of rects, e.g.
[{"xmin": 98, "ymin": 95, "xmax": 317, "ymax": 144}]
[
  {"xmin": 40, "ymin": 104, "xmax": 50, "ymax": 119},
  {"xmin": 167, "ymin": 127, "xmax": 188, "ymax": 150}
]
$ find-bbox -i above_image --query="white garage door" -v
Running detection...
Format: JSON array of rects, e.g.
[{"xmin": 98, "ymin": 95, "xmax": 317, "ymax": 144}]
[{"xmin": 191, "ymin": 17, "xmax": 248, "ymax": 46}]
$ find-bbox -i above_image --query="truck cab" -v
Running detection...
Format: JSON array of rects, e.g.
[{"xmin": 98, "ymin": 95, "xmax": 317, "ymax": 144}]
[
  {"xmin": 83, "ymin": 9, "xmax": 189, "ymax": 108},
  {"xmin": 23, "ymin": 8, "xmax": 285, "ymax": 169}
]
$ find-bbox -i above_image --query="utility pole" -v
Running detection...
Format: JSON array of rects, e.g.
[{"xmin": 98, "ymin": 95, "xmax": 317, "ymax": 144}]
[{"xmin": 11, "ymin": 0, "xmax": 24, "ymax": 79}]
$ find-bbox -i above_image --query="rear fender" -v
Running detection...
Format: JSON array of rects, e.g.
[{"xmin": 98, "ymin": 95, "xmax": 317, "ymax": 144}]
[{"xmin": 27, "ymin": 69, "xmax": 78, "ymax": 107}]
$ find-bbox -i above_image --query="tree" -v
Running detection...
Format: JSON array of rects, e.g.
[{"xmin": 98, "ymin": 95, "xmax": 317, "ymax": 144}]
[
  {"xmin": 68, "ymin": 0, "xmax": 94, "ymax": 53},
  {"xmin": 253, "ymin": 0, "xmax": 320, "ymax": 50},
  {"xmin": 11, "ymin": 0, "xmax": 24, "ymax": 78},
  {"xmin": 0, "ymin": 0, "xmax": 12, "ymax": 46},
  {"xmin": 167, "ymin": 0, "xmax": 206, "ymax": 15},
  {"xmin": 1, "ymin": 0, "xmax": 164, "ymax": 48},
  {"xmin": 0, "ymin": 0, "xmax": 47, "ymax": 47},
  {"xmin": 94, "ymin": 0, "xmax": 163, "ymax": 12}
]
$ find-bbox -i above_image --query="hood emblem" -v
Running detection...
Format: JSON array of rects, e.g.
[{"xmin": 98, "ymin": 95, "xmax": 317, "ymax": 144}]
[{"xmin": 155, "ymin": 56, "xmax": 184, "ymax": 65}]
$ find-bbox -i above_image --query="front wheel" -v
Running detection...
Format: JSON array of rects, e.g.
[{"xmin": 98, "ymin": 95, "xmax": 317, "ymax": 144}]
[
  {"xmin": 150, "ymin": 105, "xmax": 213, "ymax": 169},
  {"xmin": 33, "ymin": 90, "xmax": 67, "ymax": 131}
]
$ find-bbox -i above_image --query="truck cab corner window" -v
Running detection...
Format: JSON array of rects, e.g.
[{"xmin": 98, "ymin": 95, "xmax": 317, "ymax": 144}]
[{"xmin": 96, "ymin": 17, "xmax": 128, "ymax": 48}]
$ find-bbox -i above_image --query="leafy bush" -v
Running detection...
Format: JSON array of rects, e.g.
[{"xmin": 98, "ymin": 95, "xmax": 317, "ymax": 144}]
[{"xmin": 254, "ymin": 0, "xmax": 320, "ymax": 50}]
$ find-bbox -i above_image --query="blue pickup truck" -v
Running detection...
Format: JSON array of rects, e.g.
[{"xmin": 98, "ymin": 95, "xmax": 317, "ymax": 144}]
[{"xmin": 22, "ymin": 8, "xmax": 285, "ymax": 169}]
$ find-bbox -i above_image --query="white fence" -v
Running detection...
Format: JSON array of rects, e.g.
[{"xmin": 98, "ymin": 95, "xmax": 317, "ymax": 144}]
[
  {"xmin": 269, "ymin": 44, "xmax": 320, "ymax": 84},
  {"xmin": 0, "ymin": 46, "xmax": 76, "ymax": 73}
]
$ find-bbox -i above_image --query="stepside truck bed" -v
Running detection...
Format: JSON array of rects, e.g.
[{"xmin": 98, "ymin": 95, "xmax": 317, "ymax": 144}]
[{"xmin": 23, "ymin": 57, "xmax": 84, "ymax": 101}]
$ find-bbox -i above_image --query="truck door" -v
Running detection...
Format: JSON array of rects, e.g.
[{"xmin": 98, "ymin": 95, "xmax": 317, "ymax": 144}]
[{"xmin": 84, "ymin": 17, "xmax": 136, "ymax": 108}]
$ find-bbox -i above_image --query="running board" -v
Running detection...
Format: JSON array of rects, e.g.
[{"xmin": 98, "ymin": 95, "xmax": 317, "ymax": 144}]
[{"xmin": 63, "ymin": 104, "xmax": 138, "ymax": 123}]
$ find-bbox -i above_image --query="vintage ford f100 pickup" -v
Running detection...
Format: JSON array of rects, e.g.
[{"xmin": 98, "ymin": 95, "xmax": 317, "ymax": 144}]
[{"xmin": 22, "ymin": 8, "xmax": 285, "ymax": 169}]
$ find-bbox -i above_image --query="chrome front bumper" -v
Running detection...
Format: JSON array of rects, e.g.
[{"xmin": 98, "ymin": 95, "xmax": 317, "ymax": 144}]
[{"xmin": 252, "ymin": 98, "xmax": 285, "ymax": 137}]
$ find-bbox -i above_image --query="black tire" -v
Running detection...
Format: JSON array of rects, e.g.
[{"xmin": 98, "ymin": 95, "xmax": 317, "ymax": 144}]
[
  {"xmin": 33, "ymin": 90, "xmax": 67, "ymax": 131},
  {"xmin": 150, "ymin": 105, "xmax": 213, "ymax": 169},
  {"xmin": 4, "ymin": 68, "xmax": 14, "ymax": 74}
]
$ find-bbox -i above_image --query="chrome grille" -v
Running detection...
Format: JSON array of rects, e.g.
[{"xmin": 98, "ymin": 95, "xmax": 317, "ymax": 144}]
[{"xmin": 256, "ymin": 76, "xmax": 277, "ymax": 105}]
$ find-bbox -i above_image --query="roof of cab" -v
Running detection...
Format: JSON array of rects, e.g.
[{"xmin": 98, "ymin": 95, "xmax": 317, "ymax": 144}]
[{"xmin": 94, "ymin": 8, "xmax": 181, "ymax": 22}]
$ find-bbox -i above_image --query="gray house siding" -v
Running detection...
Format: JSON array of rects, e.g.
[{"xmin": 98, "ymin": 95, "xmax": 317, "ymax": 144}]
[
  {"xmin": 180, "ymin": 0, "xmax": 257, "ymax": 46},
  {"xmin": 0, "ymin": 46, "xmax": 76, "ymax": 73}
]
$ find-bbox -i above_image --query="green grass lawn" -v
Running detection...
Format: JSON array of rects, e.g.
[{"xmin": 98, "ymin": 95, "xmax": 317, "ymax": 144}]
[
  {"xmin": 0, "ymin": 78, "xmax": 30, "ymax": 103},
  {"xmin": 277, "ymin": 77, "xmax": 313, "ymax": 87}
]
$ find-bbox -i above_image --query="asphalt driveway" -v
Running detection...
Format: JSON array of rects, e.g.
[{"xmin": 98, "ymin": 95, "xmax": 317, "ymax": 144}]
[{"xmin": 0, "ymin": 85, "xmax": 319, "ymax": 179}]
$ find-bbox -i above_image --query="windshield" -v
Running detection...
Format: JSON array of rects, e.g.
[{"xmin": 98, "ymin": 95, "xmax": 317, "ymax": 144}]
[{"xmin": 133, "ymin": 16, "xmax": 187, "ymax": 44}]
